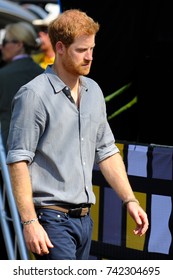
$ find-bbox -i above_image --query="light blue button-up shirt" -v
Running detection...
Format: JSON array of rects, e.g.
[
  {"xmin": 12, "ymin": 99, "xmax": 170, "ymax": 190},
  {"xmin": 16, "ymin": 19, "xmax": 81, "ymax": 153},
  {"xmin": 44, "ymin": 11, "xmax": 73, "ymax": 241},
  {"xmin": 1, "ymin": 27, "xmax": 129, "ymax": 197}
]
[{"xmin": 6, "ymin": 66, "xmax": 119, "ymax": 206}]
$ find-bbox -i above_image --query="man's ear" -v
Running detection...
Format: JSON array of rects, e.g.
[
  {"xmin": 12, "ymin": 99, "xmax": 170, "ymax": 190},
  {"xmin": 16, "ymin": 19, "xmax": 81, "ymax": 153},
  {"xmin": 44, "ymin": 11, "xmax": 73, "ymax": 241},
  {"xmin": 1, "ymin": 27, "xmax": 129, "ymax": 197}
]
[{"xmin": 55, "ymin": 41, "xmax": 64, "ymax": 53}]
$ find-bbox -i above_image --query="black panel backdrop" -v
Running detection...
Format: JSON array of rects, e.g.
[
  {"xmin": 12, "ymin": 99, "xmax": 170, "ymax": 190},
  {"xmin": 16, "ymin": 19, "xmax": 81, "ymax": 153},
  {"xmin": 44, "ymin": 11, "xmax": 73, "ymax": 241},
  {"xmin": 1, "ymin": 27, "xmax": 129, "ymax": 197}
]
[{"xmin": 61, "ymin": 0, "xmax": 173, "ymax": 146}]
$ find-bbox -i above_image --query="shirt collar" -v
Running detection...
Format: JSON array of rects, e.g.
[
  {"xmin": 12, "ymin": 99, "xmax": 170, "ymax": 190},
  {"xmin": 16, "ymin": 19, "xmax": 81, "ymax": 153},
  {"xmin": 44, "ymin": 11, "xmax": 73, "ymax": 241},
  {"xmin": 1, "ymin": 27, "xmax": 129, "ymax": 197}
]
[
  {"xmin": 12, "ymin": 54, "xmax": 29, "ymax": 61},
  {"xmin": 44, "ymin": 65, "xmax": 88, "ymax": 94}
]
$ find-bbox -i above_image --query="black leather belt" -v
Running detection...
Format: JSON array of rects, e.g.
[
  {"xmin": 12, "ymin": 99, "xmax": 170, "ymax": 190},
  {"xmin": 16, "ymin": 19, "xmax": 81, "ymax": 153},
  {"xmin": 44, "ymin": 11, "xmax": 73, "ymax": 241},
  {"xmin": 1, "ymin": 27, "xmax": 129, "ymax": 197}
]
[{"xmin": 38, "ymin": 203, "xmax": 91, "ymax": 218}]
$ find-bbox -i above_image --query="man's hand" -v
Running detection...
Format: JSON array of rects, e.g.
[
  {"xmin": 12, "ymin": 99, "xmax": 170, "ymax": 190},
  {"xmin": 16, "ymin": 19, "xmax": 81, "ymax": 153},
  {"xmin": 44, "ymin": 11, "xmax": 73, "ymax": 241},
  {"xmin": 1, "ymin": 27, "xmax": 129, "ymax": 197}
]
[
  {"xmin": 23, "ymin": 221, "xmax": 54, "ymax": 255},
  {"xmin": 127, "ymin": 201, "xmax": 149, "ymax": 236}
]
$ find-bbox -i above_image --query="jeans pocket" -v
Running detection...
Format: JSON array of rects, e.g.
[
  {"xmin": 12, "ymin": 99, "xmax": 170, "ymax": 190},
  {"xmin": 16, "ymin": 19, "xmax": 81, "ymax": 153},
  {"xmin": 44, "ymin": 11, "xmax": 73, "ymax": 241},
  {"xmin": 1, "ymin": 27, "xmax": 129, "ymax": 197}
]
[{"xmin": 36, "ymin": 208, "xmax": 69, "ymax": 226}]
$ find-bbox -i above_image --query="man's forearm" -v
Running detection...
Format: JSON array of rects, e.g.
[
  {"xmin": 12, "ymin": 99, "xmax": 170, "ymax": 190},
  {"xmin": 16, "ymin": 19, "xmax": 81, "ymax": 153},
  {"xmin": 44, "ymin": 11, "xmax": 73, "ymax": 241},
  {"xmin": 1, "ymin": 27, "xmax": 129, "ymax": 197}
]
[
  {"xmin": 8, "ymin": 161, "xmax": 37, "ymax": 222},
  {"xmin": 99, "ymin": 153, "xmax": 136, "ymax": 202}
]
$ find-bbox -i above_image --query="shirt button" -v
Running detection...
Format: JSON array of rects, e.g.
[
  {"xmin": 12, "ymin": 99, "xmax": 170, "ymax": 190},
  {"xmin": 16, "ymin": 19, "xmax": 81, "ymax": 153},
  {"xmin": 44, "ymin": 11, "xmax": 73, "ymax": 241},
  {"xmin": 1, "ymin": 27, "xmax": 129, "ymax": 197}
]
[
  {"xmin": 83, "ymin": 162, "xmax": 86, "ymax": 165},
  {"xmin": 81, "ymin": 137, "xmax": 84, "ymax": 141},
  {"xmin": 86, "ymin": 186, "xmax": 88, "ymax": 190}
]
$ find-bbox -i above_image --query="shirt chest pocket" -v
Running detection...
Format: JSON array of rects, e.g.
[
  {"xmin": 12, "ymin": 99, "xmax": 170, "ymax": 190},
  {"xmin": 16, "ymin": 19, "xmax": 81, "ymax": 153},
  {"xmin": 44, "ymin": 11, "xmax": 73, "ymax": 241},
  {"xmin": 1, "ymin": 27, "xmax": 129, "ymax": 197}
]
[{"xmin": 80, "ymin": 115, "xmax": 99, "ymax": 144}]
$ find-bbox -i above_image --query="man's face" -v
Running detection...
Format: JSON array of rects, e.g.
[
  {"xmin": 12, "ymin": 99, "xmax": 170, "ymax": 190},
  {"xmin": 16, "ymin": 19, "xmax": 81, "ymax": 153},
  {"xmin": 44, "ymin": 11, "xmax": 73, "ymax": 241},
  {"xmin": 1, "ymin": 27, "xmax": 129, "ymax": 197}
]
[{"xmin": 62, "ymin": 34, "xmax": 95, "ymax": 76}]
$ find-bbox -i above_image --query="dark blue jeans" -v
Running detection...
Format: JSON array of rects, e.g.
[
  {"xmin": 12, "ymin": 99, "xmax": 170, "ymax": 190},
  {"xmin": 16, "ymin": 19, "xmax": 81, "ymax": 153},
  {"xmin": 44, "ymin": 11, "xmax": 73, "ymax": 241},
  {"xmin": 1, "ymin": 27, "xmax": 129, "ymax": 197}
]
[{"xmin": 34, "ymin": 208, "xmax": 93, "ymax": 260}]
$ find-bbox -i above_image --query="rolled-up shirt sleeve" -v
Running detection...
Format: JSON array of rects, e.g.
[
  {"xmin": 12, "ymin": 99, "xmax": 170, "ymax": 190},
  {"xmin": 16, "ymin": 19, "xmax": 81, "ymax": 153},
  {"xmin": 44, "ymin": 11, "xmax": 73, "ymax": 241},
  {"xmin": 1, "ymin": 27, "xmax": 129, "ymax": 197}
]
[
  {"xmin": 6, "ymin": 149, "xmax": 34, "ymax": 165},
  {"xmin": 6, "ymin": 85, "xmax": 46, "ymax": 165},
  {"xmin": 94, "ymin": 90, "xmax": 119, "ymax": 163}
]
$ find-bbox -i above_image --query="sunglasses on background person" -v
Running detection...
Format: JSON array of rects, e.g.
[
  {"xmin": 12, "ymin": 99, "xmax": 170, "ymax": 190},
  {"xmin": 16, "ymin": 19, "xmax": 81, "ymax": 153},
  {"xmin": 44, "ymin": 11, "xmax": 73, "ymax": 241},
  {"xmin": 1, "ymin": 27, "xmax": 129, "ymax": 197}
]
[{"xmin": 2, "ymin": 38, "xmax": 19, "ymax": 47}]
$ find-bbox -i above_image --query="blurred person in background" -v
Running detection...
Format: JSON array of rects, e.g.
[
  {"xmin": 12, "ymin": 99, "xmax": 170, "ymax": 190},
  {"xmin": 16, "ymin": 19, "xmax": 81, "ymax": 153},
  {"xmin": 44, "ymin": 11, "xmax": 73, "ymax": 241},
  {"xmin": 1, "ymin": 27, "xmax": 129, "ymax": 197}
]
[
  {"xmin": 32, "ymin": 3, "xmax": 60, "ymax": 69},
  {"xmin": 0, "ymin": 21, "xmax": 44, "ymax": 149},
  {"xmin": 31, "ymin": 23, "xmax": 55, "ymax": 69}
]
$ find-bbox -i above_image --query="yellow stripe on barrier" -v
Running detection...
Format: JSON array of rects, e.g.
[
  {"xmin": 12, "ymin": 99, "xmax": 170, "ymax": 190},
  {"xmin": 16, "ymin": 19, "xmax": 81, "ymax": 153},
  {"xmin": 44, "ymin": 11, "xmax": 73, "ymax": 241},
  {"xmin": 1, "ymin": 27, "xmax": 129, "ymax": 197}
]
[{"xmin": 91, "ymin": 185, "xmax": 100, "ymax": 241}]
